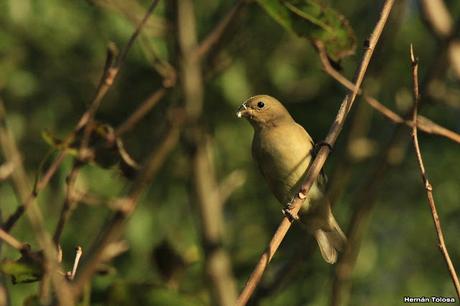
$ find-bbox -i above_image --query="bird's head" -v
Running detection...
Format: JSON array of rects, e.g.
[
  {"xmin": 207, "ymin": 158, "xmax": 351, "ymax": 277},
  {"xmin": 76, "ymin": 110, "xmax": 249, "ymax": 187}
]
[{"xmin": 236, "ymin": 95, "xmax": 293, "ymax": 128}]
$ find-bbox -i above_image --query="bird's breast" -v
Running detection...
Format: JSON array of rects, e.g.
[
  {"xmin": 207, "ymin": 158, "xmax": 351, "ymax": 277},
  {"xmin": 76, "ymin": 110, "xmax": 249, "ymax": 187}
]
[{"xmin": 252, "ymin": 123, "xmax": 315, "ymax": 203}]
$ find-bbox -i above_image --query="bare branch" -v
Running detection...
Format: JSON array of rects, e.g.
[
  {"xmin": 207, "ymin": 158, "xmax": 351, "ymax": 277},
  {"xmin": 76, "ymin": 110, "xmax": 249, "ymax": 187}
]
[
  {"xmin": 0, "ymin": 100, "xmax": 74, "ymax": 306},
  {"xmin": 2, "ymin": 152, "xmax": 66, "ymax": 231},
  {"xmin": 328, "ymin": 41, "xmax": 460, "ymax": 306},
  {"xmin": 194, "ymin": 0, "xmax": 247, "ymax": 60},
  {"xmin": 115, "ymin": 87, "xmax": 168, "ymax": 136},
  {"xmin": 330, "ymin": 129, "xmax": 407, "ymax": 306},
  {"xmin": 0, "ymin": 162, "xmax": 14, "ymax": 181},
  {"xmin": 3, "ymin": 0, "xmax": 161, "ymax": 233},
  {"xmin": 178, "ymin": 1, "xmax": 238, "ymax": 305},
  {"xmin": 236, "ymin": 1, "xmax": 396, "ymax": 305},
  {"xmin": 115, "ymin": 0, "xmax": 161, "ymax": 69},
  {"xmin": 365, "ymin": 96, "xmax": 460, "ymax": 144},
  {"xmin": 72, "ymin": 117, "xmax": 181, "ymax": 296},
  {"xmin": 53, "ymin": 162, "xmax": 82, "ymax": 246},
  {"xmin": 318, "ymin": 38, "xmax": 460, "ymax": 145},
  {"xmin": 0, "ymin": 228, "xmax": 25, "ymax": 251},
  {"xmin": 410, "ymin": 44, "xmax": 460, "ymax": 299},
  {"xmin": 69, "ymin": 246, "xmax": 83, "ymax": 281}
]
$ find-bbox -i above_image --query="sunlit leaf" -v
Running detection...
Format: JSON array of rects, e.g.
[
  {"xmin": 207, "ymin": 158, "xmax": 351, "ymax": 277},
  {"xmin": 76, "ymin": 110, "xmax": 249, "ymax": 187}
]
[{"xmin": 256, "ymin": 0, "xmax": 356, "ymax": 61}]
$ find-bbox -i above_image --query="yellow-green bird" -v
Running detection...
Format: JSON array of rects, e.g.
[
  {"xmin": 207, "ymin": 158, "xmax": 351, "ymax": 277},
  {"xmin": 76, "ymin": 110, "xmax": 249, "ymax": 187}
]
[{"xmin": 237, "ymin": 95, "xmax": 346, "ymax": 264}]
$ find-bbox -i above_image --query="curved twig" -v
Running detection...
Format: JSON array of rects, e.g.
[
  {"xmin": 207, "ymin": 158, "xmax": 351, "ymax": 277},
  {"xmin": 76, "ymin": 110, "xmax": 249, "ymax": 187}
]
[{"xmin": 410, "ymin": 45, "xmax": 460, "ymax": 299}]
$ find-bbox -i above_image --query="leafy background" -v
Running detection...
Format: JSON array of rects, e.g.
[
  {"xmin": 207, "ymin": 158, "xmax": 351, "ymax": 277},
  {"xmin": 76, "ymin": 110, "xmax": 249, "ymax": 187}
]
[{"xmin": 0, "ymin": 0, "xmax": 459, "ymax": 305}]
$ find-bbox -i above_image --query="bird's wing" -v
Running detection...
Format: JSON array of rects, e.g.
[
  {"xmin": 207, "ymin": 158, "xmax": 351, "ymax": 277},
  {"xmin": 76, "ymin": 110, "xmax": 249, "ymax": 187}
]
[
  {"xmin": 315, "ymin": 155, "xmax": 328, "ymax": 191},
  {"xmin": 251, "ymin": 128, "xmax": 293, "ymax": 203},
  {"xmin": 300, "ymin": 126, "xmax": 327, "ymax": 192}
]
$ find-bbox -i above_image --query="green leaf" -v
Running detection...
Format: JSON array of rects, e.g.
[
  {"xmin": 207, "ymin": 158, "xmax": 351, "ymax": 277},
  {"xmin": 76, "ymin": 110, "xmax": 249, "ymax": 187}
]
[
  {"xmin": 0, "ymin": 254, "xmax": 43, "ymax": 284},
  {"xmin": 256, "ymin": 0, "xmax": 356, "ymax": 61},
  {"xmin": 41, "ymin": 130, "xmax": 78, "ymax": 155}
]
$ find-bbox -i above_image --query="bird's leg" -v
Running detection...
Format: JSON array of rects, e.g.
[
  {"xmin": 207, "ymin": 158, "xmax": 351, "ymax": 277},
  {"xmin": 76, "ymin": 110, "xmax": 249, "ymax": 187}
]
[
  {"xmin": 312, "ymin": 140, "xmax": 333, "ymax": 157},
  {"xmin": 282, "ymin": 197, "xmax": 299, "ymax": 222}
]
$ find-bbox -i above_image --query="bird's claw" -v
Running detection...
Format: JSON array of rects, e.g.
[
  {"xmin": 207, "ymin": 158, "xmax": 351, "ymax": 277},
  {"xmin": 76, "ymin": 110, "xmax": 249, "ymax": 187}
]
[
  {"xmin": 282, "ymin": 208, "xmax": 299, "ymax": 222},
  {"xmin": 282, "ymin": 203, "xmax": 299, "ymax": 222},
  {"xmin": 313, "ymin": 140, "xmax": 333, "ymax": 156},
  {"xmin": 298, "ymin": 191, "xmax": 307, "ymax": 199}
]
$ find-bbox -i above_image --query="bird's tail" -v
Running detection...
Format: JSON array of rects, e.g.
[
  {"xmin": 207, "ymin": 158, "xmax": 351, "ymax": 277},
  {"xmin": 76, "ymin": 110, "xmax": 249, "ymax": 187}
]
[{"xmin": 313, "ymin": 219, "xmax": 347, "ymax": 264}]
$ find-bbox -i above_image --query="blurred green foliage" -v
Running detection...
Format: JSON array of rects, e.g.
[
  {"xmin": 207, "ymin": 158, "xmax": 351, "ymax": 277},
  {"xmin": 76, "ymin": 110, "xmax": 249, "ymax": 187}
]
[
  {"xmin": 0, "ymin": 0, "xmax": 460, "ymax": 305},
  {"xmin": 256, "ymin": 0, "xmax": 356, "ymax": 61}
]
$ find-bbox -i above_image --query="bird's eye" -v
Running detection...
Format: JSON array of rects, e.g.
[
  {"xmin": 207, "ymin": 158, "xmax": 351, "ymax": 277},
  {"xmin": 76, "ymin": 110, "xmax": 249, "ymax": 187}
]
[{"xmin": 257, "ymin": 101, "xmax": 265, "ymax": 108}]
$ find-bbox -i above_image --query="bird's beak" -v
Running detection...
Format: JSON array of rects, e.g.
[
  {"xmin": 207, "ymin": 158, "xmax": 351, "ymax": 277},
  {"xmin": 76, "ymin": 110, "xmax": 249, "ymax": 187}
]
[{"xmin": 236, "ymin": 103, "xmax": 249, "ymax": 118}]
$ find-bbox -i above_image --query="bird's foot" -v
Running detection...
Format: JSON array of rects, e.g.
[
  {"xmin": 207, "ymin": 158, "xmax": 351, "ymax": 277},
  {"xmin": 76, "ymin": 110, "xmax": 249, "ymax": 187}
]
[
  {"xmin": 282, "ymin": 200, "xmax": 299, "ymax": 222},
  {"xmin": 313, "ymin": 140, "xmax": 333, "ymax": 157},
  {"xmin": 298, "ymin": 190, "xmax": 307, "ymax": 199}
]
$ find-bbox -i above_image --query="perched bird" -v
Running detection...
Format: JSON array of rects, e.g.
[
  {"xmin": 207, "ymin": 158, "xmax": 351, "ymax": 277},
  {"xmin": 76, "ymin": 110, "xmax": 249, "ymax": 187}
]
[{"xmin": 237, "ymin": 95, "xmax": 346, "ymax": 264}]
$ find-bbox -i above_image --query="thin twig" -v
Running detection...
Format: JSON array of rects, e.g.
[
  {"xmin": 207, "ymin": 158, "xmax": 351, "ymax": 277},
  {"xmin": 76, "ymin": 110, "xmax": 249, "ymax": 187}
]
[
  {"xmin": 0, "ymin": 101, "xmax": 74, "ymax": 306},
  {"xmin": 53, "ymin": 162, "xmax": 82, "ymax": 246},
  {"xmin": 328, "ymin": 41, "xmax": 460, "ymax": 306},
  {"xmin": 0, "ymin": 162, "xmax": 14, "ymax": 181},
  {"xmin": 115, "ymin": 0, "xmax": 161, "ymax": 69},
  {"xmin": 318, "ymin": 41, "xmax": 460, "ymax": 145},
  {"xmin": 75, "ymin": 44, "xmax": 119, "ymax": 132},
  {"xmin": 71, "ymin": 190, "xmax": 110, "ymax": 207},
  {"xmin": 2, "ymin": 45, "xmax": 117, "ymax": 232},
  {"xmin": 116, "ymin": 0, "xmax": 245, "ymax": 136},
  {"xmin": 3, "ymin": 0, "xmax": 161, "ymax": 233},
  {"xmin": 316, "ymin": 41, "xmax": 360, "ymax": 93},
  {"xmin": 410, "ymin": 44, "xmax": 460, "ymax": 299},
  {"xmin": 72, "ymin": 118, "xmax": 181, "ymax": 296},
  {"xmin": 69, "ymin": 246, "xmax": 83, "ymax": 281},
  {"xmin": 329, "ymin": 28, "xmax": 460, "ymax": 306},
  {"xmin": 365, "ymin": 96, "xmax": 460, "ymax": 144},
  {"xmin": 236, "ymin": 1, "xmax": 396, "ymax": 305},
  {"xmin": 115, "ymin": 86, "xmax": 168, "ymax": 136},
  {"xmin": 53, "ymin": 0, "xmax": 162, "ymax": 249},
  {"xmin": 0, "ymin": 228, "xmax": 25, "ymax": 251},
  {"xmin": 2, "ymin": 152, "xmax": 66, "ymax": 231},
  {"xmin": 77, "ymin": 0, "xmax": 161, "ymax": 151},
  {"xmin": 193, "ymin": 0, "xmax": 247, "ymax": 60},
  {"xmin": 251, "ymin": 242, "xmax": 316, "ymax": 304},
  {"xmin": 330, "ymin": 128, "xmax": 407, "ymax": 306}
]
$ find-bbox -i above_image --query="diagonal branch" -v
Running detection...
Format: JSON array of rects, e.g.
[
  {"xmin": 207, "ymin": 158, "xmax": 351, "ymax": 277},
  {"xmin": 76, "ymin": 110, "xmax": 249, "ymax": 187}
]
[
  {"xmin": 3, "ymin": 0, "xmax": 161, "ymax": 232},
  {"xmin": 193, "ymin": 0, "xmax": 247, "ymax": 61},
  {"xmin": 236, "ymin": 1, "xmax": 396, "ymax": 305},
  {"xmin": 317, "ymin": 41, "xmax": 460, "ymax": 145},
  {"xmin": 52, "ymin": 161, "xmax": 82, "ymax": 246},
  {"xmin": 115, "ymin": 86, "xmax": 169, "ymax": 136},
  {"xmin": 0, "ymin": 100, "xmax": 74, "ymax": 306},
  {"xmin": 71, "ymin": 115, "xmax": 182, "ymax": 297},
  {"xmin": 0, "ymin": 228, "xmax": 25, "ymax": 251},
  {"xmin": 328, "ymin": 41, "xmax": 460, "ymax": 306},
  {"xmin": 410, "ymin": 45, "xmax": 460, "ymax": 299}
]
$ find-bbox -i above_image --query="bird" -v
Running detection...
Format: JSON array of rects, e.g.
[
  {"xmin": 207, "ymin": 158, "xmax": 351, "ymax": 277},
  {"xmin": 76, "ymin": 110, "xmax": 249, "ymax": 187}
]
[{"xmin": 237, "ymin": 94, "xmax": 346, "ymax": 264}]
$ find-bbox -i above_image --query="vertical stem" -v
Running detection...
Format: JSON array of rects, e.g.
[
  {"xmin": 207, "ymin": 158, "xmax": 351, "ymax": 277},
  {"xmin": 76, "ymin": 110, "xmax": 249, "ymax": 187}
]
[
  {"xmin": 177, "ymin": 1, "xmax": 238, "ymax": 305},
  {"xmin": 410, "ymin": 45, "xmax": 460, "ymax": 299}
]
